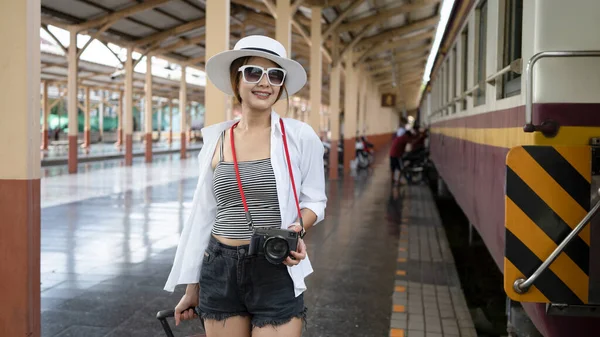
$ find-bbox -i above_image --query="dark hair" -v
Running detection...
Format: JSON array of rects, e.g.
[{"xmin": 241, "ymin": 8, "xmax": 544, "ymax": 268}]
[{"xmin": 229, "ymin": 57, "xmax": 288, "ymax": 104}]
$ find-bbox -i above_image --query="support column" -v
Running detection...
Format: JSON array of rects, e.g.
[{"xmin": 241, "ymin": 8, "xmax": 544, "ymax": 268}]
[
  {"xmin": 67, "ymin": 29, "xmax": 79, "ymax": 173},
  {"xmin": 180, "ymin": 66, "xmax": 187, "ymax": 159},
  {"xmin": 343, "ymin": 51, "xmax": 358, "ymax": 173},
  {"xmin": 98, "ymin": 90, "xmax": 104, "ymax": 142},
  {"xmin": 115, "ymin": 90, "xmax": 123, "ymax": 147},
  {"xmin": 187, "ymin": 103, "xmax": 193, "ymax": 143},
  {"xmin": 358, "ymin": 67, "xmax": 367, "ymax": 137},
  {"xmin": 41, "ymin": 81, "xmax": 49, "ymax": 150},
  {"xmin": 274, "ymin": 0, "xmax": 291, "ymax": 115},
  {"xmin": 168, "ymin": 100, "xmax": 173, "ymax": 145},
  {"xmin": 309, "ymin": 5, "xmax": 322, "ymax": 134},
  {"xmin": 157, "ymin": 100, "xmax": 162, "ymax": 139},
  {"xmin": 124, "ymin": 47, "xmax": 134, "ymax": 166},
  {"xmin": 83, "ymin": 86, "xmax": 90, "ymax": 149},
  {"xmin": 328, "ymin": 55, "xmax": 341, "ymax": 179},
  {"xmin": 0, "ymin": 1, "xmax": 41, "ymax": 335},
  {"xmin": 204, "ymin": 0, "xmax": 230, "ymax": 126},
  {"xmin": 145, "ymin": 56, "xmax": 153, "ymax": 163}
]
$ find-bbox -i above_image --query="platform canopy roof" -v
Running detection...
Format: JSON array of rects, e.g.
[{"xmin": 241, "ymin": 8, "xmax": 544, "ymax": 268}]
[{"xmin": 41, "ymin": 0, "xmax": 441, "ymax": 110}]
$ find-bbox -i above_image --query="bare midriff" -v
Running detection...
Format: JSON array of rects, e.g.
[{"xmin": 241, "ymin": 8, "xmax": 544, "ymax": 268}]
[{"xmin": 212, "ymin": 234, "xmax": 251, "ymax": 247}]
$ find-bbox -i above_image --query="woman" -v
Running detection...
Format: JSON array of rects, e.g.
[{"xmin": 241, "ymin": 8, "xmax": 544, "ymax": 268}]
[{"xmin": 164, "ymin": 35, "xmax": 327, "ymax": 337}]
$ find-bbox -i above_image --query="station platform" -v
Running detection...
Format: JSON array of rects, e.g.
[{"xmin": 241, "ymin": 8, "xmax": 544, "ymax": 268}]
[
  {"xmin": 41, "ymin": 141, "xmax": 203, "ymax": 167},
  {"xmin": 389, "ymin": 185, "xmax": 477, "ymax": 337},
  {"xmin": 41, "ymin": 147, "xmax": 202, "ymax": 179},
  {"xmin": 40, "ymin": 151, "xmax": 475, "ymax": 337}
]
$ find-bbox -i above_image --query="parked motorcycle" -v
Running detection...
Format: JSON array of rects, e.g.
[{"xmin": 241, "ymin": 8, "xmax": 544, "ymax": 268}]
[
  {"xmin": 355, "ymin": 137, "xmax": 374, "ymax": 169},
  {"xmin": 401, "ymin": 149, "xmax": 431, "ymax": 184},
  {"xmin": 323, "ymin": 140, "xmax": 343, "ymax": 169}
]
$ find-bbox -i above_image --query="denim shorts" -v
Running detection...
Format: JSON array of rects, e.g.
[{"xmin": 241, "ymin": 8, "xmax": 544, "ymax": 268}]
[{"xmin": 197, "ymin": 235, "xmax": 306, "ymax": 328}]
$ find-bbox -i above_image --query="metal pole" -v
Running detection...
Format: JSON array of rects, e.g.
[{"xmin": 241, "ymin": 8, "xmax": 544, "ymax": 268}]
[{"xmin": 514, "ymin": 190, "xmax": 600, "ymax": 293}]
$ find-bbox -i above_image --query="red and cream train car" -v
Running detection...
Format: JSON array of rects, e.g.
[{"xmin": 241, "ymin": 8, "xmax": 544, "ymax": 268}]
[{"xmin": 420, "ymin": 0, "xmax": 600, "ymax": 336}]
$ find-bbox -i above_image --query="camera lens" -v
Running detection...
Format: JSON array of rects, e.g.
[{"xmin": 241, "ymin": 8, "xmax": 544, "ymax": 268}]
[{"xmin": 264, "ymin": 237, "xmax": 289, "ymax": 264}]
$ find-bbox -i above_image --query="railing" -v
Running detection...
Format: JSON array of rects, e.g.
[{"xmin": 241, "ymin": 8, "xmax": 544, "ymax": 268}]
[
  {"xmin": 486, "ymin": 58, "xmax": 522, "ymax": 84},
  {"xmin": 513, "ymin": 189, "xmax": 600, "ymax": 294},
  {"xmin": 429, "ymin": 84, "xmax": 480, "ymax": 119},
  {"xmin": 524, "ymin": 50, "xmax": 600, "ymax": 135}
]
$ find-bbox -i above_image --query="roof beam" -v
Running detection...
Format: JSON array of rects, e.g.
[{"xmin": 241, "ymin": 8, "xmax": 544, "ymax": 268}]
[
  {"xmin": 321, "ymin": 0, "xmax": 363, "ymax": 39},
  {"xmin": 134, "ymin": 18, "xmax": 206, "ymax": 47},
  {"xmin": 73, "ymin": 0, "xmax": 171, "ymax": 32},
  {"xmin": 184, "ymin": 56, "xmax": 206, "ymax": 67},
  {"xmin": 378, "ymin": 75, "xmax": 423, "ymax": 87},
  {"xmin": 374, "ymin": 68, "xmax": 423, "ymax": 81},
  {"xmin": 356, "ymin": 16, "xmax": 439, "ymax": 50},
  {"xmin": 335, "ymin": 22, "xmax": 377, "ymax": 66},
  {"xmin": 41, "ymin": 24, "xmax": 68, "ymax": 54},
  {"xmin": 356, "ymin": 30, "xmax": 434, "ymax": 64},
  {"xmin": 370, "ymin": 59, "xmax": 427, "ymax": 76},
  {"xmin": 290, "ymin": 0, "xmax": 305, "ymax": 15},
  {"xmin": 40, "ymin": 14, "xmax": 72, "ymax": 30},
  {"xmin": 312, "ymin": 0, "xmax": 347, "ymax": 8},
  {"xmin": 337, "ymin": 0, "xmax": 440, "ymax": 32},
  {"xmin": 150, "ymin": 34, "xmax": 206, "ymax": 56},
  {"xmin": 366, "ymin": 46, "xmax": 430, "ymax": 69},
  {"xmin": 241, "ymin": 2, "xmax": 333, "ymax": 63}
]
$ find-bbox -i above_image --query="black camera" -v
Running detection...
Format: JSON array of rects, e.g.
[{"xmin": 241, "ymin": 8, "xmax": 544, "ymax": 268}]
[{"xmin": 248, "ymin": 227, "xmax": 299, "ymax": 264}]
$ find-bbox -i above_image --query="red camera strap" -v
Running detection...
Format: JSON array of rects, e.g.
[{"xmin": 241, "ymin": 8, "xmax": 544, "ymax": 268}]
[{"xmin": 230, "ymin": 118, "xmax": 304, "ymax": 236}]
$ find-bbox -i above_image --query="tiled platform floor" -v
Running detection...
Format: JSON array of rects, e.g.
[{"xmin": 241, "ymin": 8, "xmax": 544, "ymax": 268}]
[
  {"xmin": 41, "ymin": 140, "xmax": 198, "ymax": 161},
  {"xmin": 389, "ymin": 185, "xmax": 477, "ymax": 337},
  {"xmin": 40, "ymin": 147, "xmax": 474, "ymax": 336}
]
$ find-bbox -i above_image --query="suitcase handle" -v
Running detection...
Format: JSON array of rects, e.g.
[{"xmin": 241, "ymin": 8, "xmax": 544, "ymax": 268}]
[{"xmin": 156, "ymin": 307, "xmax": 202, "ymax": 337}]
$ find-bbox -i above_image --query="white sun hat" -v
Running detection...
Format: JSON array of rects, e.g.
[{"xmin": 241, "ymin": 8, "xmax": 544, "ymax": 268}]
[{"xmin": 205, "ymin": 35, "xmax": 307, "ymax": 99}]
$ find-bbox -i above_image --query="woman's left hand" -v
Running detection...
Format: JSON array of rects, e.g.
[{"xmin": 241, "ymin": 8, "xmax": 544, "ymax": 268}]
[{"xmin": 284, "ymin": 223, "xmax": 306, "ymax": 266}]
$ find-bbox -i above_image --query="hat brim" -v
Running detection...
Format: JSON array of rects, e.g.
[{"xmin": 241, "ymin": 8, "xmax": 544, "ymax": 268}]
[{"xmin": 205, "ymin": 49, "xmax": 307, "ymax": 100}]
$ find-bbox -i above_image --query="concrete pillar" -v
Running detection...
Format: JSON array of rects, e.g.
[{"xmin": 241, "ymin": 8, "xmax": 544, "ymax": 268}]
[
  {"xmin": 365, "ymin": 84, "xmax": 372, "ymax": 137},
  {"xmin": 115, "ymin": 90, "xmax": 123, "ymax": 147},
  {"xmin": 98, "ymin": 90, "xmax": 104, "ymax": 142},
  {"xmin": 145, "ymin": 56, "xmax": 153, "ymax": 163},
  {"xmin": 83, "ymin": 86, "xmax": 91, "ymax": 148},
  {"xmin": 343, "ymin": 51, "xmax": 358, "ymax": 172},
  {"xmin": 186, "ymin": 102, "xmax": 192, "ymax": 143},
  {"xmin": 168, "ymin": 100, "xmax": 173, "ymax": 144},
  {"xmin": 276, "ymin": 0, "xmax": 292, "ymax": 52},
  {"xmin": 41, "ymin": 81, "xmax": 49, "ymax": 150},
  {"xmin": 157, "ymin": 101, "xmax": 162, "ymax": 138},
  {"xmin": 357, "ymin": 67, "xmax": 367, "ymax": 137},
  {"xmin": 204, "ymin": 0, "xmax": 230, "ymax": 126},
  {"xmin": 309, "ymin": 5, "xmax": 322, "ymax": 134},
  {"xmin": 274, "ymin": 0, "xmax": 291, "ymax": 116},
  {"xmin": 67, "ymin": 29, "xmax": 79, "ymax": 173},
  {"xmin": 124, "ymin": 47, "xmax": 134, "ymax": 165},
  {"xmin": 0, "ymin": 0, "xmax": 41, "ymax": 335},
  {"xmin": 180, "ymin": 66, "xmax": 187, "ymax": 159},
  {"xmin": 328, "ymin": 61, "xmax": 341, "ymax": 179}
]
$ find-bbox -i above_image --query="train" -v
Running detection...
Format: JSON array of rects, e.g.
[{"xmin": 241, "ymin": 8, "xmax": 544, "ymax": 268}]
[{"xmin": 419, "ymin": 0, "xmax": 600, "ymax": 336}]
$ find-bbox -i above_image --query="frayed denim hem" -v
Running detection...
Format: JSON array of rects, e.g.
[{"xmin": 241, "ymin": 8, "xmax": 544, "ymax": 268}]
[
  {"xmin": 200, "ymin": 311, "xmax": 251, "ymax": 327},
  {"xmin": 251, "ymin": 307, "xmax": 308, "ymax": 330}
]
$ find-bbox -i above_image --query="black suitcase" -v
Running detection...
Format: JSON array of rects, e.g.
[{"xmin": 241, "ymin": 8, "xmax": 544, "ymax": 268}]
[{"xmin": 156, "ymin": 307, "xmax": 205, "ymax": 337}]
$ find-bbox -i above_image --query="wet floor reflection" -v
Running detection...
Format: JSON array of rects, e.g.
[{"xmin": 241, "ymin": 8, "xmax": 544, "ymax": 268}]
[{"xmin": 41, "ymin": 153, "xmax": 403, "ymax": 336}]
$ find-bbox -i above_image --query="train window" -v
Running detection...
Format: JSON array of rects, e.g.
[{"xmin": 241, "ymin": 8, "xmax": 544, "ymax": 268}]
[
  {"xmin": 441, "ymin": 64, "xmax": 445, "ymax": 115},
  {"xmin": 461, "ymin": 28, "xmax": 468, "ymax": 110},
  {"xmin": 447, "ymin": 55, "xmax": 453, "ymax": 114},
  {"xmin": 474, "ymin": 0, "xmax": 487, "ymax": 107},
  {"xmin": 502, "ymin": 0, "xmax": 523, "ymax": 98},
  {"xmin": 451, "ymin": 47, "xmax": 457, "ymax": 114}
]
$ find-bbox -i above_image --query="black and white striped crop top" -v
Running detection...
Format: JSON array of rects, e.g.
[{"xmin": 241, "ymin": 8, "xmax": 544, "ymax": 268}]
[{"xmin": 212, "ymin": 131, "xmax": 282, "ymax": 240}]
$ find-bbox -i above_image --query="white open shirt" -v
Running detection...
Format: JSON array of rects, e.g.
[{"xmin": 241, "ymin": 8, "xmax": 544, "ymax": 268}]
[{"xmin": 164, "ymin": 111, "xmax": 327, "ymax": 297}]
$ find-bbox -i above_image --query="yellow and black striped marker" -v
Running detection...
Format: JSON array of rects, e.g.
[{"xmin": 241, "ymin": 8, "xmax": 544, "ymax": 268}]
[{"xmin": 504, "ymin": 145, "xmax": 591, "ymax": 304}]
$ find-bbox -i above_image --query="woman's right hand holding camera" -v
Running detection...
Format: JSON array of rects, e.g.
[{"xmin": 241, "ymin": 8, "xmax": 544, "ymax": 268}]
[{"xmin": 174, "ymin": 283, "xmax": 199, "ymax": 326}]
